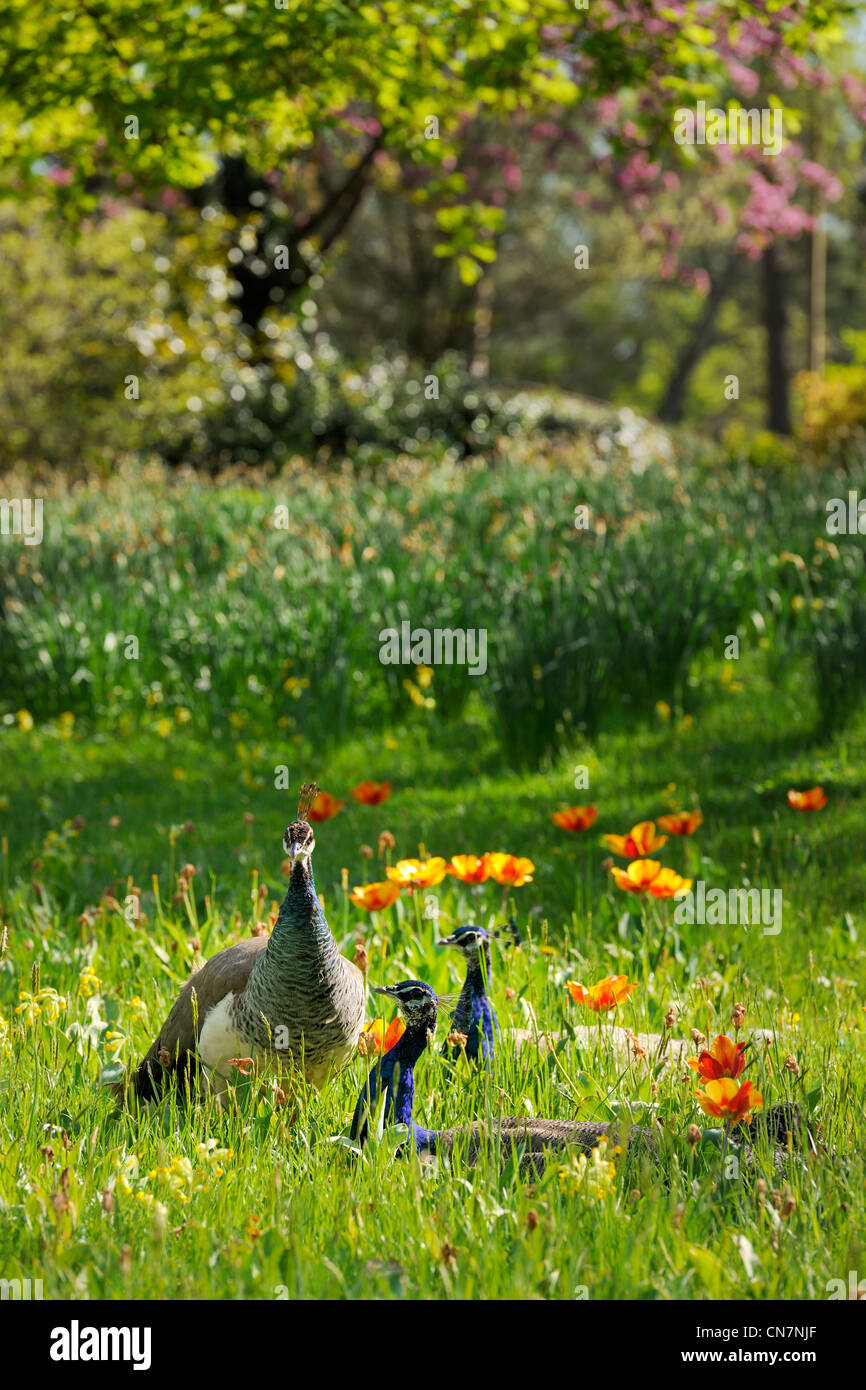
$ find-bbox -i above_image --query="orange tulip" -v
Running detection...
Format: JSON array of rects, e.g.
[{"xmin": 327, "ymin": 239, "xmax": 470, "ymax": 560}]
[
  {"xmin": 349, "ymin": 881, "xmax": 400, "ymax": 911},
  {"xmin": 350, "ymin": 780, "xmax": 392, "ymax": 806},
  {"xmin": 646, "ymin": 866, "xmax": 692, "ymax": 899},
  {"xmin": 687, "ymin": 1034, "xmax": 747, "ymax": 1080},
  {"xmin": 307, "ymin": 792, "xmax": 344, "ymax": 823},
  {"xmin": 385, "ymin": 857, "xmax": 448, "ymax": 889},
  {"xmin": 566, "ymin": 974, "xmax": 638, "ymax": 1012},
  {"xmin": 483, "ymin": 853, "xmax": 535, "ymax": 887},
  {"xmin": 357, "ymin": 1016, "xmax": 405, "ymax": 1057},
  {"xmin": 610, "ymin": 859, "xmax": 691, "ymax": 898},
  {"xmin": 551, "ymin": 805, "xmax": 599, "ymax": 833},
  {"xmin": 603, "ymin": 820, "xmax": 669, "ymax": 858},
  {"xmin": 695, "ymin": 1077, "xmax": 763, "ymax": 1124},
  {"xmin": 787, "ymin": 787, "xmax": 827, "ymax": 812},
  {"xmin": 447, "ymin": 855, "xmax": 491, "ymax": 884},
  {"xmin": 657, "ymin": 811, "xmax": 703, "ymax": 836}
]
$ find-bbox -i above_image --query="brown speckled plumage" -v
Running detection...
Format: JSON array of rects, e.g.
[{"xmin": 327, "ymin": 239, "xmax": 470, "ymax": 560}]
[
  {"xmin": 422, "ymin": 1116, "xmax": 659, "ymax": 1175},
  {"xmin": 113, "ymin": 785, "xmax": 365, "ymax": 1103}
]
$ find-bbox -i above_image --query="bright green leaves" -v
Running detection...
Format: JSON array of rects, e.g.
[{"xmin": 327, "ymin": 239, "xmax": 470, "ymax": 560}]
[{"xmin": 434, "ymin": 201, "xmax": 505, "ymax": 276}]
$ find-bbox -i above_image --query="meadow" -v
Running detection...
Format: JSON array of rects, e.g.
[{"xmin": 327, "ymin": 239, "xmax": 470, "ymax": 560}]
[{"xmin": 1, "ymin": 427, "xmax": 865, "ymax": 1300}]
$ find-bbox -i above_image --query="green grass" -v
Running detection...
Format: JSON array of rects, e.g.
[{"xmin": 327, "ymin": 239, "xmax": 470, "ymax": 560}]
[{"xmin": 1, "ymin": 443, "xmax": 865, "ymax": 1300}]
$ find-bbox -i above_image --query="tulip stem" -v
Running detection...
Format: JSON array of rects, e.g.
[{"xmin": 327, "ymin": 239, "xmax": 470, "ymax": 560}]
[
  {"xmin": 412, "ymin": 889, "xmax": 423, "ymax": 938},
  {"xmin": 648, "ymin": 905, "xmax": 667, "ymax": 975},
  {"xmin": 720, "ymin": 1120, "xmax": 731, "ymax": 1188}
]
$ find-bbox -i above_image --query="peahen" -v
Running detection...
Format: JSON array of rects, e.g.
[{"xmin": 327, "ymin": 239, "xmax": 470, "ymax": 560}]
[
  {"xmin": 349, "ymin": 980, "xmax": 659, "ymax": 1174},
  {"xmin": 114, "ymin": 784, "xmax": 366, "ymax": 1103}
]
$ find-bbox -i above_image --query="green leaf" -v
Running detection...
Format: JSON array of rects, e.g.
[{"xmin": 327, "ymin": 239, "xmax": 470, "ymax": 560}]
[{"xmin": 457, "ymin": 255, "xmax": 482, "ymax": 286}]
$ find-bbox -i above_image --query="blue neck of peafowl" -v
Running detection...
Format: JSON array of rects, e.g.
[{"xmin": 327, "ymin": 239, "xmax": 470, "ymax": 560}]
[
  {"xmin": 350, "ymin": 1021, "xmax": 436, "ymax": 1152},
  {"xmin": 240, "ymin": 858, "xmax": 340, "ymax": 1040},
  {"xmin": 449, "ymin": 942, "xmax": 497, "ymax": 1062},
  {"xmin": 270, "ymin": 858, "xmax": 335, "ymax": 951}
]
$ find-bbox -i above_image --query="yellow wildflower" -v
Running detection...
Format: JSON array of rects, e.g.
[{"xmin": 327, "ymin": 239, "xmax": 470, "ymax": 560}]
[
  {"xmin": 557, "ymin": 1138, "xmax": 617, "ymax": 1201},
  {"xmin": 77, "ymin": 966, "xmax": 102, "ymax": 999},
  {"xmin": 128, "ymin": 996, "xmax": 149, "ymax": 1023}
]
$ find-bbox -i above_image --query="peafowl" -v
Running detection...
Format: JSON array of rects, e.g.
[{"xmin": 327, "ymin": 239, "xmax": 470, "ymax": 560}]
[
  {"xmin": 349, "ymin": 980, "xmax": 659, "ymax": 1174},
  {"xmin": 114, "ymin": 784, "xmax": 366, "ymax": 1104},
  {"xmin": 437, "ymin": 920, "xmax": 520, "ymax": 1062},
  {"xmin": 350, "ymin": 982, "xmax": 814, "ymax": 1176}
]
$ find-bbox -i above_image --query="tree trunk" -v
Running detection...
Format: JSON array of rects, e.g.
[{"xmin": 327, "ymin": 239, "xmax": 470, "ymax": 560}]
[
  {"xmin": 761, "ymin": 243, "xmax": 792, "ymax": 434},
  {"xmin": 658, "ymin": 254, "xmax": 736, "ymax": 422},
  {"xmin": 470, "ymin": 271, "xmax": 495, "ymax": 379}
]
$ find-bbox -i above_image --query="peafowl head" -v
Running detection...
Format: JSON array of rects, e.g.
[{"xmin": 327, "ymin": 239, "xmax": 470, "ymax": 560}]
[
  {"xmin": 282, "ymin": 782, "xmax": 319, "ymax": 873},
  {"xmin": 437, "ymin": 926, "xmax": 494, "ymax": 984},
  {"xmin": 437, "ymin": 921, "xmax": 520, "ymax": 963},
  {"xmin": 437, "ymin": 925, "xmax": 490, "ymax": 958},
  {"xmin": 372, "ymin": 979, "xmax": 439, "ymax": 1035}
]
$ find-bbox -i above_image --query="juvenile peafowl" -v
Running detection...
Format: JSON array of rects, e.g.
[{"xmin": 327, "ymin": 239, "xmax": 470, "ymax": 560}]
[
  {"xmin": 349, "ymin": 979, "xmax": 658, "ymax": 1174},
  {"xmin": 437, "ymin": 921, "xmax": 519, "ymax": 1062},
  {"xmin": 349, "ymin": 982, "xmax": 815, "ymax": 1177},
  {"xmin": 115, "ymin": 784, "xmax": 366, "ymax": 1104}
]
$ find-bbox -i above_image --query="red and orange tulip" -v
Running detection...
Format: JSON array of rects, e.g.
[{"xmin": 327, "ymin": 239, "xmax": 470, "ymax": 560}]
[
  {"xmin": 447, "ymin": 855, "xmax": 491, "ymax": 884},
  {"xmin": 350, "ymin": 780, "xmax": 392, "ymax": 806},
  {"xmin": 357, "ymin": 1016, "xmax": 405, "ymax": 1057},
  {"xmin": 656, "ymin": 811, "xmax": 703, "ymax": 836},
  {"xmin": 307, "ymin": 792, "xmax": 344, "ymax": 823},
  {"xmin": 687, "ymin": 1034, "xmax": 747, "ymax": 1081},
  {"xmin": 787, "ymin": 787, "xmax": 827, "ymax": 812},
  {"xmin": 349, "ymin": 881, "xmax": 400, "ymax": 911},
  {"xmin": 483, "ymin": 853, "xmax": 535, "ymax": 887},
  {"xmin": 551, "ymin": 805, "xmax": 599, "ymax": 833},
  {"xmin": 695, "ymin": 1077, "xmax": 763, "ymax": 1125},
  {"xmin": 566, "ymin": 974, "xmax": 638, "ymax": 1012},
  {"xmin": 385, "ymin": 857, "xmax": 448, "ymax": 889},
  {"xmin": 609, "ymin": 859, "xmax": 692, "ymax": 898},
  {"xmin": 646, "ymin": 866, "xmax": 692, "ymax": 899},
  {"xmin": 603, "ymin": 820, "xmax": 668, "ymax": 858}
]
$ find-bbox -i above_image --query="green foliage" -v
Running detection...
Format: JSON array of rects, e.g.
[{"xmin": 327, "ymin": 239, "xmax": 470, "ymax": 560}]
[
  {"xmin": 796, "ymin": 365, "xmax": 866, "ymax": 464},
  {"xmin": 3, "ymin": 433, "xmax": 865, "ymax": 762},
  {"xmin": 0, "ymin": 201, "xmax": 608, "ymax": 467},
  {"xmin": 0, "ymin": 200, "xmax": 157, "ymax": 465},
  {"xmin": 0, "ymin": 0, "xmax": 584, "ymax": 211}
]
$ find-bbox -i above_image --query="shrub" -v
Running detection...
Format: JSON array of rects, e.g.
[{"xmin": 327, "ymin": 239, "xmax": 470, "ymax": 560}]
[{"xmin": 795, "ymin": 365, "xmax": 866, "ymax": 464}]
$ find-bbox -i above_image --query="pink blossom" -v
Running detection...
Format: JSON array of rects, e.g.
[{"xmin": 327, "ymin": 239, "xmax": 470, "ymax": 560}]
[{"xmin": 799, "ymin": 160, "xmax": 844, "ymax": 203}]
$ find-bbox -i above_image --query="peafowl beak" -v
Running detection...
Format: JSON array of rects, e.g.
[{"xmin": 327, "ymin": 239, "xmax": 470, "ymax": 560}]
[
  {"xmin": 436, "ymin": 934, "xmax": 456, "ymax": 947},
  {"xmin": 371, "ymin": 984, "xmax": 398, "ymax": 997}
]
